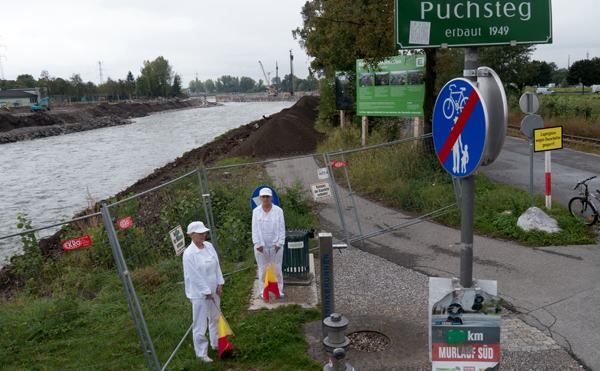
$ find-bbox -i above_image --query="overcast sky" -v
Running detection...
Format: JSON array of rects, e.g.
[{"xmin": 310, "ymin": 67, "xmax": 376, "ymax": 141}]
[{"xmin": 0, "ymin": 0, "xmax": 596, "ymax": 87}]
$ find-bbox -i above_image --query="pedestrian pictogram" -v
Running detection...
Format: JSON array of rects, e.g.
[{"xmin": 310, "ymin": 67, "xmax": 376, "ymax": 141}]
[{"xmin": 433, "ymin": 78, "xmax": 488, "ymax": 178}]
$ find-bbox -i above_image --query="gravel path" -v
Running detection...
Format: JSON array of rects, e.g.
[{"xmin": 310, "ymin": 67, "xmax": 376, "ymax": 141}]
[{"xmin": 313, "ymin": 247, "xmax": 586, "ymax": 370}]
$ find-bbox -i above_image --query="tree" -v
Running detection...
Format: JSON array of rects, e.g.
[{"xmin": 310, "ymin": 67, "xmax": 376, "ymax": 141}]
[
  {"xmin": 204, "ymin": 79, "xmax": 215, "ymax": 93},
  {"xmin": 172, "ymin": 74, "xmax": 183, "ymax": 96},
  {"xmin": 136, "ymin": 75, "xmax": 151, "ymax": 98},
  {"xmin": 70, "ymin": 73, "xmax": 84, "ymax": 101},
  {"xmin": 216, "ymin": 75, "xmax": 239, "ymax": 93},
  {"xmin": 140, "ymin": 56, "xmax": 174, "ymax": 97},
  {"xmin": 239, "ymin": 76, "xmax": 256, "ymax": 92},
  {"xmin": 126, "ymin": 71, "xmax": 136, "ymax": 99},
  {"xmin": 293, "ymin": 0, "xmax": 397, "ymax": 76},
  {"xmin": 553, "ymin": 68, "xmax": 569, "ymax": 87},
  {"xmin": 525, "ymin": 60, "xmax": 555, "ymax": 87},
  {"xmin": 38, "ymin": 70, "xmax": 54, "ymax": 97},
  {"xmin": 567, "ymin": 58, "xmax": 600, "ymax": 86},
  {"xmin": 16, "ymin": 74, "xmax": 37, "ymax": 88},
  {"xmin": 478, "ymin": 45, "xmax": 535, "ymax": 94}
]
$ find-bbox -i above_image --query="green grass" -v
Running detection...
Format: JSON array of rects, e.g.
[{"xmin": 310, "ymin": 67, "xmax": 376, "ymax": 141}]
[
  {"xmin": 1, "ymin": 162, "xmax": 323, "ymax": 371},
  {"xmin": 317, "ymin": 126, "xmax": 597, "ymax": 247}
]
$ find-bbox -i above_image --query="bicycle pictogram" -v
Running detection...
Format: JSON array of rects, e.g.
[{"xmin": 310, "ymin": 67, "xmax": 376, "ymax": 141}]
[{"xmin": 443, "ymin": 84, "xmax": 469, "ymax": 119}]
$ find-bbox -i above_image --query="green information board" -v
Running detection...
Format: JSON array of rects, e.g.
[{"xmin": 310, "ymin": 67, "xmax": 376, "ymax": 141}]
[
  {"xmin": 356, "ymin": 55, "xmax": 426, "ymax": 117},
  {"xmin": 395, "ymin": 0, "xmax": 552, "ymax": 49}
]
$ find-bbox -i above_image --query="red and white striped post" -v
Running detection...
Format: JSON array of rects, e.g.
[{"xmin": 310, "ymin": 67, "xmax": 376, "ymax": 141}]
[{"xmin": 545, "ymin": 151, "xmax": 551, "ymax": 210}]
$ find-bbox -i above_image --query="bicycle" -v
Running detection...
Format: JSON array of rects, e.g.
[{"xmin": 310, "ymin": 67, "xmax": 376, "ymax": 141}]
[
  {"xmin": 442, "ymin": 84, "xmax": 468, "ymax": 119},
  {"xmin": 568, "ymin": 175, "xmax": 599, "ymax": 226}
]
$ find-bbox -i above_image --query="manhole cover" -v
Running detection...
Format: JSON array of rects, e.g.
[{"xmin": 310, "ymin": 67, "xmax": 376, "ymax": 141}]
[{"xmin": 348, "ymin": 331, "xmax": 390, "ymax": 352}]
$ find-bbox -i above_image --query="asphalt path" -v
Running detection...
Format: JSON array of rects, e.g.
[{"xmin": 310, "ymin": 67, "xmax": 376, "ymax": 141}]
[
  {"xmin": 478, "ymin": 136, "xmax": 600, "ymax": 207},
  {"xmin": 266, "ymin": 145, "xmax": 600, "ymax": 370}
]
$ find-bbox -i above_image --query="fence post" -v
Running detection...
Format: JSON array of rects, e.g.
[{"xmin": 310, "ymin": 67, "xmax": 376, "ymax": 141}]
[
  {"xmin": 324, "ymin": 152, "xmax": 352, "ymax": 248},
  {"xmin": 197, "ymin": 166, "xmax": 219, "ymax": 252},
  {"xmin": 340, "ymin": 152, "xmax": 362, "ymax": 244},
  {"xmin": 101, "ymin": 203, "xmax": 162, "ymax": 371}
]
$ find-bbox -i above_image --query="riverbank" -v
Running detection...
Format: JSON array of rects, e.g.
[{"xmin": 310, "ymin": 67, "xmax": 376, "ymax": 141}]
[{"xmin": 0, "ymin": 98, "xmax": 219, "ymax": 143}]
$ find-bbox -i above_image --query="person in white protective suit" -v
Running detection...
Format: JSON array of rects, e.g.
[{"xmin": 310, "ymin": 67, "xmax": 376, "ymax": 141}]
[
  {"xmin": 182, "ymin": 221, "xmax": 225, "ymax": 363},
  {"xmin": 252, "ymin": 187, "xmax": 286, "ymax": 297}
]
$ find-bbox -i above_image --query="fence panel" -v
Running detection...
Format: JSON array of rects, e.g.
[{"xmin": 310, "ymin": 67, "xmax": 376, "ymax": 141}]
[
  {"xmin": 325, "ymin": 134, "xmax": 459, "ymax": 245},
  {"xmin": 0, "ymin": 212, "xmax": 154, "ymax": 370},
  {"xmin": 105, "ymin": 168, "xmax": 212, "ymax": 370}
]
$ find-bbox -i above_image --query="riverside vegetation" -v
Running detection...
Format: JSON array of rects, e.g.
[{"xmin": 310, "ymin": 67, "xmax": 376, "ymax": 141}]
[{"xmin": 2, "ymin": 99, "xmax": 597, "ymax": 370}]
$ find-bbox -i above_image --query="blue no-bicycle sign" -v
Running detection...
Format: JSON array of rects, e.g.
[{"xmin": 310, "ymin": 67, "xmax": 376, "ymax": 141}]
[{"xmin": 433, "ymin": 78, "xmax": 488, "ymax": 178}]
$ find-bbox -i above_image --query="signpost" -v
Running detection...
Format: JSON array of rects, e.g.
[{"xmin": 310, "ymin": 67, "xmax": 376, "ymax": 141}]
[
  {"xmin": 534, "ymin": 126, "xmax": 563, "ymax": 209},
  {"xmin": 395, "ymin": 0, "xmax": 553, "ymax": 49}
]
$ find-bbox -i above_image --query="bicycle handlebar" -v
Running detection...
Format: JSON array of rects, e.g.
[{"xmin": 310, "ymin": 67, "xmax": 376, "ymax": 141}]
[{"xmin": 574, "ymin": 175, "xmax": 597, "ymax": 189}]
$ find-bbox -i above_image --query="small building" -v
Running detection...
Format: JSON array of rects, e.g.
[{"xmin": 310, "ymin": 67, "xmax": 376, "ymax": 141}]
[{"xmin": 0, "ymin": 88, "xmax": 40, "ymax": 107}]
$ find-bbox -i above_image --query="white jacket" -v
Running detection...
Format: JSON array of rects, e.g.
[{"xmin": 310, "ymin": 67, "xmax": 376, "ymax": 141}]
[
  {"xmin": 252, "ymin": 204, "xmax": 285, "ymax": 250},
  {"xmin": 182, "ymin": 241, "xmax": 225, "ymax": 300}
]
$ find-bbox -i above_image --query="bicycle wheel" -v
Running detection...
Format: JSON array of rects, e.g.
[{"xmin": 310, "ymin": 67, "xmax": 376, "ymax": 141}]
[
  {"xmin": 568, "ymin": 197, "xmax": 598, "ymax": 226},
  {"xmin": 443, "ymin": 98, "xmax": 454, "ymax": 119}
]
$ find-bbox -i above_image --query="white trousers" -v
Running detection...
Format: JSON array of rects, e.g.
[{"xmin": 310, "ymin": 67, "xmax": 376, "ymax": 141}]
[
  {"xmin": 191, "ymin": 296, "xmax": 220, "ymax": 358},
  {"xmin": 254, "ymin": 246, "xmax": 284, "ymax": 294}
]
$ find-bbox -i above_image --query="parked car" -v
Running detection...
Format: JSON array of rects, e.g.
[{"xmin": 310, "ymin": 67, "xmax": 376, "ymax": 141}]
[
  {"xmin": 536, "ymin": 87, "xmax": 555, "ymax": 94},
  {"xmin": 592, "ymin": 85, "xmax": 600, "ymax": 93}
]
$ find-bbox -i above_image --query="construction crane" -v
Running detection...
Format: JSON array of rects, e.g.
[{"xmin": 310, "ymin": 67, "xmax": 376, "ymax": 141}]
[{"xmin": 258, "ymin": 61, "xmax": 277, "ymax": 96}]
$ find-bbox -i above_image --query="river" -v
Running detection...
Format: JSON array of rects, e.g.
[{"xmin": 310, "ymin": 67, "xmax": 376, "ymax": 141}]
[{"xmin": 0, "ymin": 101, "xmax": 294, "ymax": 263}]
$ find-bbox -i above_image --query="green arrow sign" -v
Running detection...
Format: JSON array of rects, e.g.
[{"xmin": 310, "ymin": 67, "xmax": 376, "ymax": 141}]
[{"xmin": 395, "ymin": 0, "xmax": 552, "ymax": 49}]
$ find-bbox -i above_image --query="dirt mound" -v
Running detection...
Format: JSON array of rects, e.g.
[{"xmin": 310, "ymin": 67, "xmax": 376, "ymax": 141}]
[
  {"xmin": 114, "ymin": 96, "xmax": 322, "ymax": 199},
  {"xmin": 0, "ymin": 99, "xmax": 215, "ymax": 133},
  {"xmin": 228, "ymin": 95, "xmax": 323, "ymax": 159}
]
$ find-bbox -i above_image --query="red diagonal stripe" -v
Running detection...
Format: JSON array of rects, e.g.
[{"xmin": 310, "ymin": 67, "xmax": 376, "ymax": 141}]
[{"xmin": 438, "ymin": 89, "xmax": 480, "ymax": 165}]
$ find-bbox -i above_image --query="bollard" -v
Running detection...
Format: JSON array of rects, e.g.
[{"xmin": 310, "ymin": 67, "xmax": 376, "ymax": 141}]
[{"xmin": 323, "ymin": 313, "xmax": 355, "ymax": 371}]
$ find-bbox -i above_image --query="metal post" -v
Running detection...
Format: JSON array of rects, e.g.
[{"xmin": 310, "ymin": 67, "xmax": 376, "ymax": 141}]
[
  {"xmin": 197, "ymin": 167, "xmax": 218, "ymax": 252},
  {"xmin": 530, "ymin": 138, "xmax": 535, "ymax": 205},
  {"xmin": 100, "ymin": 203, "xmax": 155, "ymax": 371},
  {"xmin": 319, "ymin": 233, "xmax": 334, "ymax": 338},
  {"xmin": 325, "ymin": 152, "xmax": 352, "ymax": 248},
  {"xmin": 340, "ymin": 152, "xmax": 363, "ymax": 242},
  {"xmin": 460, "ymin": 47, "xmax": 478, "ymax": 289}
]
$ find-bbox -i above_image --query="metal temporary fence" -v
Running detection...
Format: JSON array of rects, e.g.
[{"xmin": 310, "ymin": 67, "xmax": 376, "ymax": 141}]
[
  {"xmin": 203, "ymin": 133, "xmax": 459, "ymax": 250},
  {"xmin": 0, "ymin": 134, "xmax": 459, "ymax": 370},
  {"xmin": 324, "ymin": 133, "xmax": 460, "ymax": 247},
  {"xmin": 0, "ymin": 209, "xmax": 150, "ymax": 370},
  {"xmin": 0, "ymin": 167, "xmax": 220, "ymax": 371},
  {"xmin": 102, "ymin": 167, "xmax": 217, "ymax": 371}
]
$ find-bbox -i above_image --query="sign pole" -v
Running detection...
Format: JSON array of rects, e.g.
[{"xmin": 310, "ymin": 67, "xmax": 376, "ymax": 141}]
[
  {"xmin": 530, "ymin": 139, "xmax": 534, "ymax": 205},
  {"xmin": 460, "ymin": 47, "xmax": 478, "ymax": 289}
]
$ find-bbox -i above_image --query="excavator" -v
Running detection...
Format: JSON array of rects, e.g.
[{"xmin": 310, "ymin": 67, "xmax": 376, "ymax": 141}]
[{"xmin": 30, "ymin": 97, "xmax": 51, "ymax": 112}]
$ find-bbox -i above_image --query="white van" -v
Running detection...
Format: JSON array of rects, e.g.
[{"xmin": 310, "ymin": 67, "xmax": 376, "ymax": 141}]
[
  {"xmin": 536, "ymin": 87, "xmax": 555, "ymax": 94},
  {"xmin": 592, "ymin": 85, "xmax": 600, "ymax": 93}
]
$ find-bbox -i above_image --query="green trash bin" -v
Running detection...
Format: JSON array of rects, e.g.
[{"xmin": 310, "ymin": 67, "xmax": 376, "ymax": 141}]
[{"xmin": 282, "ymin": 230, "xmax": 310, "ymax": 280}]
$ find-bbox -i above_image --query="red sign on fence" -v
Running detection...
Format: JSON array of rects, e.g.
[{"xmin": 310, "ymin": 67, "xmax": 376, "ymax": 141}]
[
  {"xmin": 62, "ymin": 235, "xmax": 92, "ymax": 251},
  {"xmin": 118, "ymin": 216, "xmax": 134, "ymax": 230},
  {"xmin": 328, "ymin": 160, "xmax": 347, "ymax": 168}
]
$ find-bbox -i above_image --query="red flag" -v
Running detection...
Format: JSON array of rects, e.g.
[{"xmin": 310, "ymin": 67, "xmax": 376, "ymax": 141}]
[
  {"xmin": 217, "ymin": 313, "xmax": 233, "ymax": 358},
  {"xmin": 262, "ymin": 264, "xmax": 280, "ymax": 301}
]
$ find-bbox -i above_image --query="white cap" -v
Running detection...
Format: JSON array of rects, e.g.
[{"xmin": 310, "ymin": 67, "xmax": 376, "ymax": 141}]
[
  {"xmin": 187, "ymin": 221, "xmax": 210, "ymax": 234},
  {"xmin": 259, "ymin": 187, "xmax": 273, "ymax": 197}
]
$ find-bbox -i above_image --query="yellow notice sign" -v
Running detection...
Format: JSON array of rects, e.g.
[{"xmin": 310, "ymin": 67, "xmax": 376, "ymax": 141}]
[{"xmin": 534, "ymin": 126, "xmax": 563, "ymax": 152}]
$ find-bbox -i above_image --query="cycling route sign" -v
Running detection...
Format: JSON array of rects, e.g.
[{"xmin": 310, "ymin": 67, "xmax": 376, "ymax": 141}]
[{"xmin": 433, "ymin": 78, "xmax": 488, "ymax": 178}]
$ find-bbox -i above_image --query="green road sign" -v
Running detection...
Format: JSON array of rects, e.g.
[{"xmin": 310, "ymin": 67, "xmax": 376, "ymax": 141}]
[{"xmin": 395, "ymin": 0, "xmax": 552, "ymax": 49}]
